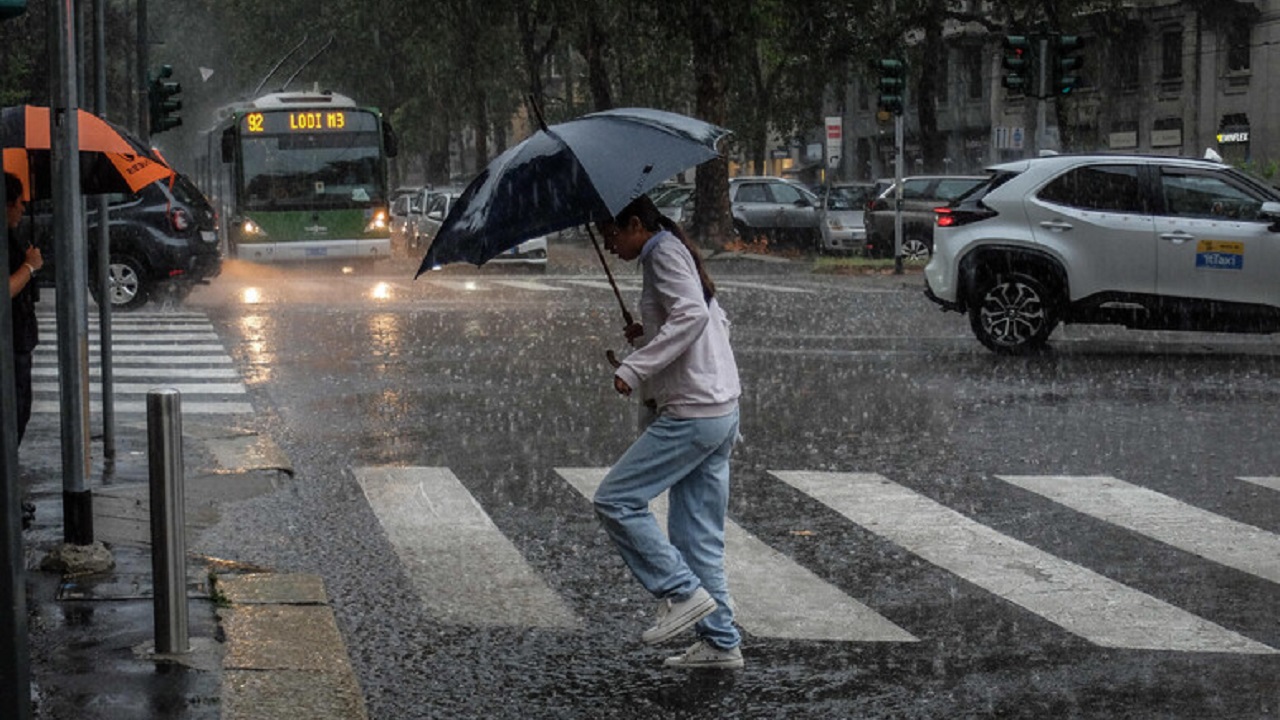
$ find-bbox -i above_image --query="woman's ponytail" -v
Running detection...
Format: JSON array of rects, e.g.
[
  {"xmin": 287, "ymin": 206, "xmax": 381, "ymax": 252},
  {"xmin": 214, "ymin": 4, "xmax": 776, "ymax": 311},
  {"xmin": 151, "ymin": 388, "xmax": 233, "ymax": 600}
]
[{"xmin": 614, "ymin": 194, "xmax": 716, "ymax": 302}]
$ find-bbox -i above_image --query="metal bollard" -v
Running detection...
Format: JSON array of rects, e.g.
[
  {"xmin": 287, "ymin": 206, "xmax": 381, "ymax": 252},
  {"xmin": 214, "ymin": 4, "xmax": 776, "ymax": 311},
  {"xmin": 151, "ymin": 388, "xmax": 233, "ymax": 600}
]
[{"xmin": 147, "ymin": 389, "xmax": 188, "ymax": 654}]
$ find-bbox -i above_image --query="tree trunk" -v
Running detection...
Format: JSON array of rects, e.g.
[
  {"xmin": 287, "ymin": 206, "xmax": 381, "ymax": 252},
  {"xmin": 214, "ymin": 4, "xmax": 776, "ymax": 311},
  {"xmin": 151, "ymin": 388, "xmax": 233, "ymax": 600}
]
[
  {"xmin": 582, "ymin": 10, "xmax": 613, "ymax": 111},
  {"xmin": 689, "ymin": 2, "xmax": 732, "ymax": 248},
  {"xmin": 916, "ymin": 10, "xmax": 946, "ymax": 172}
]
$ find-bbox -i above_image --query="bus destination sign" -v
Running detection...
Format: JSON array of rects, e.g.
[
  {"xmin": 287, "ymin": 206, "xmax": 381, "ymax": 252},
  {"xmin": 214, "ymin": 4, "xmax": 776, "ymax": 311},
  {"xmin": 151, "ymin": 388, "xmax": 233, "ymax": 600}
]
[{"xmin": 244, "ymin": 111, "xmax": 350, "ymax": 134}]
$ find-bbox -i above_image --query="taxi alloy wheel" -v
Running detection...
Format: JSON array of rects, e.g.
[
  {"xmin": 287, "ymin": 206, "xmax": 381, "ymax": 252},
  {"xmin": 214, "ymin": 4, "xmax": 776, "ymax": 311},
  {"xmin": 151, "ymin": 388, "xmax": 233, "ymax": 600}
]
[{"xmin": 969, "ymin": 273, "xmax": 1058, "ymax": 354}]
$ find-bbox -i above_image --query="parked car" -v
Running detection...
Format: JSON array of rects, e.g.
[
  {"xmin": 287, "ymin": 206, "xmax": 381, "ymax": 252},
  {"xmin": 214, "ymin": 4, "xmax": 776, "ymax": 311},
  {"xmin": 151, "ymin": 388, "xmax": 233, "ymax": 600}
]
[
  {"xmin": 864, "ymin": 175, "xmax": 985, "ymax": 260},
  {"xmin": 924, "ymin": 153, "xmax": 1280, "ymax": 354},
  {"xmin": 24, "ymin": 173, "xmax": 221, "ymax": 310},
  {"xmin": 653, "ymin": 184, "xmax": 695, "ymax": 224},
  {"xmin": 389, "ymin": 187, "xmax": 422, "ymax": 258},
  {"xmin": 817, "ymin": 183, "xmax": 874, "ymax": 254},
  {"xmin": 729, "ymin": 176, "xmax": 821, "ymax": 247},
  {"xmin": 417, "ymin": 190, "xmax": 548, "ymax": 269}
]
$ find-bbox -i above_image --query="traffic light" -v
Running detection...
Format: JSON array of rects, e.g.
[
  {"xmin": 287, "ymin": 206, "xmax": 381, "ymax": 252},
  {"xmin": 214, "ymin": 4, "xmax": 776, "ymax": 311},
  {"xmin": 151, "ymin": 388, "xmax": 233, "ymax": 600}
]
[
  {"xmin": 0, "ymin": 0, "xmax": 26, "ymax": 20},
  {"xmin": 1002, "ymin": 35, "xmax": 1031, "ymax": 94},
  {"xmin": 148, "ymin": 64, "xmax": 182, "ymax": 134},
  {"xmin": 873, "ymin": 59, "xmax": 906, "ymax": 116},
  {"xmin": 1052, "ymin": 35, "xmax": 1086, "ymax": 95}
]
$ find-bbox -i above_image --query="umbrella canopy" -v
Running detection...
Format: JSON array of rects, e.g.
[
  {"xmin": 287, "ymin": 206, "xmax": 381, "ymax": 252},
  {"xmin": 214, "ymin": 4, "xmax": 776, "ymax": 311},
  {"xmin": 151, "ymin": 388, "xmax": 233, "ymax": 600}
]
[
  {"xmin": 0, "ymin": 105, "xmax": 175, "ymax": 200},
  {"xmin": 418, "ymin": 108, "xmax": 730, "ymax": 276}
]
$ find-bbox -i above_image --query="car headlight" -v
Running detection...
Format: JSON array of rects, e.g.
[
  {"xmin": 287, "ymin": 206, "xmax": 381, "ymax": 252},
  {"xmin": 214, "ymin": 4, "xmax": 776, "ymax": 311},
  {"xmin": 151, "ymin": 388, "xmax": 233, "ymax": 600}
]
[
  {"xmin": 826, "ymin": 218, "xmax": 844, "ymax": 230},
  {"xmin": 365, "ymin": 209, "xmax": 389, "ymax": 232}
]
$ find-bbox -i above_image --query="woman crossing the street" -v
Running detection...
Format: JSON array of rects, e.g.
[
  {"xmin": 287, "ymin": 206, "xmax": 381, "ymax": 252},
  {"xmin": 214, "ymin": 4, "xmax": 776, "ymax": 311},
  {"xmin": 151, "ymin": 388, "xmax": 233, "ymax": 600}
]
[{"xmin": 592, "ymin": 194, "xmax": 744, "ymax": 669}]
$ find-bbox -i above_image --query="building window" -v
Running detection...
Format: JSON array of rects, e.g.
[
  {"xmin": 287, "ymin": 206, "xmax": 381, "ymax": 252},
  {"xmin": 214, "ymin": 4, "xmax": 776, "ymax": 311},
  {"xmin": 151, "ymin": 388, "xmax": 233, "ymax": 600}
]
[
  {"xmin": 1118, "ymin": 44, "xmax": 1140, "ymax": 90},
  {"xmin": 966, "ymin": 47, "xmax": 983, "ymax": 100},
  {"xmin": 1227, "ymin": 22, "xmax": 1251, "ymax": 72},
  {"xmin": 1161, "ymin": 29, "xmax": 1182, "ymax": 80},
  {"xmin": 937, "ymin": 50, "xmax": 950, "ymax": 105}
]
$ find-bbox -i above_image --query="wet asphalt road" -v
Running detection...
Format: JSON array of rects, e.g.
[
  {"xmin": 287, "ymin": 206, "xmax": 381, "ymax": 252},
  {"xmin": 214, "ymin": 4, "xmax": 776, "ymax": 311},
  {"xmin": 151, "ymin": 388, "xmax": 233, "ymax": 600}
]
[{"xmin": 186, "ymin": 246, "xmax": 1280, "ymax": 719}]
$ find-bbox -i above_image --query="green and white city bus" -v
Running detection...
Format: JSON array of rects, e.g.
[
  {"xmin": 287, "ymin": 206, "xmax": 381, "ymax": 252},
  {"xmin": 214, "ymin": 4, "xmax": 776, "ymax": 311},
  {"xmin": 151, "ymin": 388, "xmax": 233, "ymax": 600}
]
[{"xmin": 197, "ymin": 90, "xmax": 397, "ymax": 264}]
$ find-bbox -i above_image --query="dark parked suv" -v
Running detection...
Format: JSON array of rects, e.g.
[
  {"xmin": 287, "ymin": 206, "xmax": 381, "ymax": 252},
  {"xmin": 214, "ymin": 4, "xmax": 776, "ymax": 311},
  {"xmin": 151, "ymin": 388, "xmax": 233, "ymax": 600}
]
[
  {"xmin": 864, "ymin": 175, "xmax": 985, "ymax": 260},
  {"xmin": 25, "ymin": 174, "xmax": 221, "ymax": 310}
]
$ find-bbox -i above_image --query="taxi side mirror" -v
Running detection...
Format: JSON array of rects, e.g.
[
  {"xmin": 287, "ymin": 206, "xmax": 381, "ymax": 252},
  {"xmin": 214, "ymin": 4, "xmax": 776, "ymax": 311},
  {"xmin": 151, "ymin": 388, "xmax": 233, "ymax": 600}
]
[{"xmin": 1260, "ymin": 201, "xmax": 1280, "ymax": 232}]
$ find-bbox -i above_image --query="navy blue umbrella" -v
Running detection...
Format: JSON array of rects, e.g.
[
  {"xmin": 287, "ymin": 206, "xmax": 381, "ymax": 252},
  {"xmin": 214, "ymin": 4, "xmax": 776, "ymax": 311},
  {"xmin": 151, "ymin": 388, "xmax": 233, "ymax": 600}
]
[{"xmin": 416, "ymin": 108, "xmax": 730, "ymax": 276}]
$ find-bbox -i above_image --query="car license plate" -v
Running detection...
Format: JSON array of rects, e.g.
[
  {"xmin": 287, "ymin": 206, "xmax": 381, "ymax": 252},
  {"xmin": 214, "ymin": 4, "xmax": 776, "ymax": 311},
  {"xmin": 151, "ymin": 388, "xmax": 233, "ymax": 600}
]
[{"xmin": 200, "ymin": 231, "xmax": 217, "ymax": 243}]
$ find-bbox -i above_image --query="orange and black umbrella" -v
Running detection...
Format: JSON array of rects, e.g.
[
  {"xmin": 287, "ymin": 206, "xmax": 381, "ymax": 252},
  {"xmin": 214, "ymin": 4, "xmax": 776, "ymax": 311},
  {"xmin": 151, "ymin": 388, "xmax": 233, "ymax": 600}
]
[{"xmin": 0, "ymin": 105, "xmax": 175, "ymax": 200}]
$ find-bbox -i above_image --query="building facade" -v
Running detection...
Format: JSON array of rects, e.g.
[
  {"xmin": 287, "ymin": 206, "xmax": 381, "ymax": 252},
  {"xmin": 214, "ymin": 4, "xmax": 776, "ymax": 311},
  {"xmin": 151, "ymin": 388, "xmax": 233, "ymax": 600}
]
[{"xmin": 826, "ymin": 0, "xmax": 1279, "ymax": 182}]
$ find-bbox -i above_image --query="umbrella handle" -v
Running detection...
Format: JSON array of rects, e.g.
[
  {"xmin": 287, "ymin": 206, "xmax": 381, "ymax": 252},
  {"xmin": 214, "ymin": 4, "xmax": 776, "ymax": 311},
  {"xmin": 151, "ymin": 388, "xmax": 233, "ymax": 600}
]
[{"xmin": 586, "ymin": 225, "xmax": 634, "ymax": 327}]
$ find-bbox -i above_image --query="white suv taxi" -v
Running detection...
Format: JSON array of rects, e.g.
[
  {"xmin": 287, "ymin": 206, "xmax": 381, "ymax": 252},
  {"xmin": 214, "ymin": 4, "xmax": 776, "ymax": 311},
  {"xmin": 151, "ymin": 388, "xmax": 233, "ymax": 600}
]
[{"xmin": 924, "ymin": 154, "xmax": 1280, "ymax": 354}]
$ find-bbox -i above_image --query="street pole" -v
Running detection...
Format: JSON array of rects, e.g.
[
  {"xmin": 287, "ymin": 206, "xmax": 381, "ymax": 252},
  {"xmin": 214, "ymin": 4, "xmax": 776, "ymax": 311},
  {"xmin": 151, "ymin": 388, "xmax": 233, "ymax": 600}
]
[
  {"xmin": 136, "ymin": 0, "xmax": 148, "ymax": 142},
  {"xmin": 93, "ymin": 0, "xmax": 115, "ymax": 468},
  {"xmin": 54, "ymin": 0, "xmax": 95, "ymax": 545},
  {"xmin": 1035, "ymin": 34, "xmax": 1049, "ymax": 156},
  {"xmin": 0, "ymin": 170, "xmax": 32, "ymax": 720},
  {"xmin": 893, "ymin": 112, "xmax": 904, "ymax": 275}
]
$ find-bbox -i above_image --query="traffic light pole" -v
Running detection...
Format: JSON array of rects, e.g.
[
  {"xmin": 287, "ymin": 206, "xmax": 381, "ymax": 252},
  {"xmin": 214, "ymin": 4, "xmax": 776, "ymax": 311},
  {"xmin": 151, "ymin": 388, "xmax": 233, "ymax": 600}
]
[
  {"xmin": 893, "ymin": 112, "xmax": 904, "ymax": 275},
  {"xmin": 1035, "ymin": 35, "xmax": 1049, "ymax": 154},
  {"xmin": 137, "ymin": 0, "xmax": 148, "ymax": 142}
]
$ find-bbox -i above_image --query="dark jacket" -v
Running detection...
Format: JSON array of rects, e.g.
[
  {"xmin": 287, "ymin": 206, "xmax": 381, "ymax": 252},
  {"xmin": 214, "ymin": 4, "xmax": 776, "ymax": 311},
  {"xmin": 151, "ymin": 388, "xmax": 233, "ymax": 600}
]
[{"xmin": 9, "ymin": 233, "xmax": 38, "ymax": 354}]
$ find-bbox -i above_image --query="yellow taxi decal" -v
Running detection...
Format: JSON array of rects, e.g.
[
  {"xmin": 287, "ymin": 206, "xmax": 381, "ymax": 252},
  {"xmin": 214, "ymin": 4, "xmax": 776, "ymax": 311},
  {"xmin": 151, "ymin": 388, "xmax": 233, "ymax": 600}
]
[{"xmin": 1195, "ymin": 240, "xmax": 1244, "ymax": 270}]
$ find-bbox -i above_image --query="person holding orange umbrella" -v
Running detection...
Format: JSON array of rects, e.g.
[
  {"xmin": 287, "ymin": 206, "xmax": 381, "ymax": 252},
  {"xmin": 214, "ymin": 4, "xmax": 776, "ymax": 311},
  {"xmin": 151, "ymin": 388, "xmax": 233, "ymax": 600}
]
[
  {"xmin": 1, "ymin": 105, "xmax": 175, "ymax": 198},
  {"xmin": 5, "ymin": 172, "xmax": 41, "ymax": 445},
  {"xmin": 6, "ymin": 172, "xmax": 41, "ymax": 529}
]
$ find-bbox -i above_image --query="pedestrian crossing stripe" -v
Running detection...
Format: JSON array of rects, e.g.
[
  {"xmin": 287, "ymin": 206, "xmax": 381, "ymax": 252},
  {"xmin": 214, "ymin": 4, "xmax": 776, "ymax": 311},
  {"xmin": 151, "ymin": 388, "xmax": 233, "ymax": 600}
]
[
  {"xmin": 354, "ymin": 466, "xmax": 1279, "ymax": 652},
  {"xmin": 1239, "ymin": 477, "xmax": 1280, "ymax": 493},
  {"xmin": 771, "ymin": 471, "xmax": 1276, "ymax": 654},
  {"xmin": 35, "ymin": 344, "xmax": 228, "ymax": 353},
  {"xmin": 29, "ymin": 309, "xmax": 252, "ymax": 417},
  {"xmin": 717, "ymin": 280, "xmax": 815, "ymax": 295},
  {"xmin": 559, "ymin": 279, "xmax": 640, "ymax": 291},
  {"xmin": 355, "ymin": 466, "xmax": 1279, "ymax": 652},
  {"xmin": 33, "ymin": 367, "xmax": 240, "ymax": 378},
  {"xmin": 412, "ymin": 278, "xmax": 820, "ymax": 294},
  {"xmin": 354, "ymin": 467, "xmax": 580, "ymax": 629},
  {"xmin": 31, "ymin": 400, "xmax": 253, "ymax": 414},
  {"xmin": 997, "ymin": 475, "xmax": 1280, "ymax": 585},
  {"xmin": 488, "ymin": 279, "xmax": 571, "ymax": 292},
  {"xmin": 38, "ymin": 330, "xmax": 221, "ymax": 339},
  {"xmin": 31, "ymin": 381, "xmax": 245, "ymax": 395},
  {"xmin": 556, "ymin": 467, "xmax": 917, "ymax": 643}
]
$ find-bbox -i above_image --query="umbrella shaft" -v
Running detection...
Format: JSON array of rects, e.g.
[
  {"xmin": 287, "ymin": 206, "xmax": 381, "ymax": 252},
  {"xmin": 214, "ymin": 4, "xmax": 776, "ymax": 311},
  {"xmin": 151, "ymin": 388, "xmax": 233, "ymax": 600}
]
[{"xmin": 587, "ymin": 226, "xmax": 633, "ymax": 327}]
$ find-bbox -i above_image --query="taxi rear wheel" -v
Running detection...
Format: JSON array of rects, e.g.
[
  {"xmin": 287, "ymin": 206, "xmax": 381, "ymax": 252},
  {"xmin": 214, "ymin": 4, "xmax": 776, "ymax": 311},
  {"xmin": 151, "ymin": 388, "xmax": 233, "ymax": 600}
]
[{"xmin": 968, "ymin": 272, "xmax": 1058, "ymax": 354}]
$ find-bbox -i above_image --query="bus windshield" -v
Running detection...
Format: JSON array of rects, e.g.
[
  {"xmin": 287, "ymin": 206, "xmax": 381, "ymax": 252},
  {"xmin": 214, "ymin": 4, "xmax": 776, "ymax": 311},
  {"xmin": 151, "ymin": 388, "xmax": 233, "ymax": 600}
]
[{"xmin": 239, "ymin": 112, "xmax": 384, "ymax": 211}]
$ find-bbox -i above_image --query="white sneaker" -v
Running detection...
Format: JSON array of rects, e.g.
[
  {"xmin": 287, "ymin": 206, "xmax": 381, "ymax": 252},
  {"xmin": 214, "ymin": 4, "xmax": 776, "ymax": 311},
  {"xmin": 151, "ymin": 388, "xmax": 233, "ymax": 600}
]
[
  {"xmin": 641, "ymin": 587, "xmax": 716, "ymax": 646},
  {"xmin": 663, "ymin": 640, "xmax": 744, "ymax": 669}
]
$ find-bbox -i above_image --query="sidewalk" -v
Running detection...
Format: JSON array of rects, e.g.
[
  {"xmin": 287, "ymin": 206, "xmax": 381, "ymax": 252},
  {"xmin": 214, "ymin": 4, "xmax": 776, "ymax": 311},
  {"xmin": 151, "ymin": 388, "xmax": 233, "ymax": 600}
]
[{"xmin": 18, "ymin": 407, "xmax": 365, "ymax": 719}]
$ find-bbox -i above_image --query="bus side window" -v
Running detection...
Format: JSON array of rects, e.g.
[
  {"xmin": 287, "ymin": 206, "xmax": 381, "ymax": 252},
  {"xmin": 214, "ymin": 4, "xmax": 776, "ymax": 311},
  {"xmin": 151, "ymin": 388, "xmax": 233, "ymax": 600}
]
[{"xmin": 221, "ymin": 128, "xmax": 236, "ymax": 163}]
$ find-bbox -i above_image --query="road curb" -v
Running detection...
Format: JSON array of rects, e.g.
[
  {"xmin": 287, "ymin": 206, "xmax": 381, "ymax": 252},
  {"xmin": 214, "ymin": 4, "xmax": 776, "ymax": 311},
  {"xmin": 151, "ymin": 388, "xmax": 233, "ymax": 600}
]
[{"xmin": 216, "ymin": 573, "xmax": 368, "ymax": 720}]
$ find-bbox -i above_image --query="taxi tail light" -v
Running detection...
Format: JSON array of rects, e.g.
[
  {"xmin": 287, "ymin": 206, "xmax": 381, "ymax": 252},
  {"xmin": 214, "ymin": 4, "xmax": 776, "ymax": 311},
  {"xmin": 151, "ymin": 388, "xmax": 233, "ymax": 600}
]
[{"xmin": 935, "ymin": 205, "xmax": 996, "ymax": 228}]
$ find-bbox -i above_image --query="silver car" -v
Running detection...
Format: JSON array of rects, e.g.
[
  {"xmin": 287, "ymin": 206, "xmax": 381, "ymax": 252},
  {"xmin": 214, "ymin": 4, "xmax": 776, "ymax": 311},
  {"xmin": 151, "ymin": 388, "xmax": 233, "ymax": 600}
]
[
  {"xmin": 653, "ymin": 184, "xmax": 694, "ymax": 224},
  {"xmin": 418, "ymin": 191, "xmax": 548, "ymax": 270},
  {"xmin": 925, "ymin": 154, "xmax": 1280, "ymax": 354},
  {"xmin": 729, "ymin": 176, "xmax": 820, "ymax": 247},
  {"xmin": 818, "ymin": 183, "xmax": 873, "ymax": 254}
]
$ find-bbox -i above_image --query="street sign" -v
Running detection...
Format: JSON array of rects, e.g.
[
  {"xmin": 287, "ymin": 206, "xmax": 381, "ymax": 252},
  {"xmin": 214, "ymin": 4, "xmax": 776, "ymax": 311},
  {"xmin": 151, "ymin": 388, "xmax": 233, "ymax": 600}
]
[{"xmin": 825, "ymin": 115, "xmax": 842, "ymax": 170}]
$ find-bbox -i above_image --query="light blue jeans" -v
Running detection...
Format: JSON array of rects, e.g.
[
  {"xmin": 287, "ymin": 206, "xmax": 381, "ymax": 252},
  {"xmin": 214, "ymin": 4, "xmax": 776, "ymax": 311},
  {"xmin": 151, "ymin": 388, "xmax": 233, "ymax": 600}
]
[{"xmin": 593, "ymin": 408, "xmax": 741, "ymax": 650}]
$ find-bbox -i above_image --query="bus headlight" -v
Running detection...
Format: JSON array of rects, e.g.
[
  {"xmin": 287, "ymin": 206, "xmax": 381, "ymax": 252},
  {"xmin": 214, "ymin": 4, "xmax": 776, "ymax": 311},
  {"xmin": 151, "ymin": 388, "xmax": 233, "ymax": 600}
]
[
  {"xmin": 365, "ymin": 209, "xmax": 388, "ymax": 232},
  {"xmin": 242, "ymin": 218, "xmax": 266, "ymax": 236}
]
